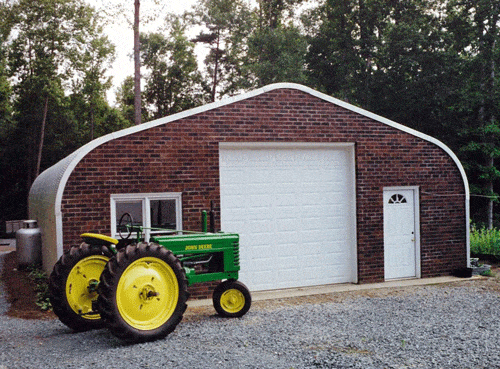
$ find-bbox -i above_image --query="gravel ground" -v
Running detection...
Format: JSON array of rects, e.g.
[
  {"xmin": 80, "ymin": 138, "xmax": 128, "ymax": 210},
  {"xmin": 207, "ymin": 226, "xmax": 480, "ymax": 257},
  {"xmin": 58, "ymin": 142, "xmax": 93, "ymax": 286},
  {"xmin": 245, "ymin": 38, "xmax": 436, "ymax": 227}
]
[{"xmin": 1, "ymin": 252, "xmax": 500, "ymax": 369}]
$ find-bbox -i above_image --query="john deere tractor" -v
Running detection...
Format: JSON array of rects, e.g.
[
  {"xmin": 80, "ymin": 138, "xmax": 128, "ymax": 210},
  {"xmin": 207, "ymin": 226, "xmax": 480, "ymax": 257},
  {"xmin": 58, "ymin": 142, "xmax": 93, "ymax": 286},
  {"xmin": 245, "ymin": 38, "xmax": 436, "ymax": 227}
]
[{"xmin": 49, "ymin": 211, "xmax": 251, "ymax": 343}]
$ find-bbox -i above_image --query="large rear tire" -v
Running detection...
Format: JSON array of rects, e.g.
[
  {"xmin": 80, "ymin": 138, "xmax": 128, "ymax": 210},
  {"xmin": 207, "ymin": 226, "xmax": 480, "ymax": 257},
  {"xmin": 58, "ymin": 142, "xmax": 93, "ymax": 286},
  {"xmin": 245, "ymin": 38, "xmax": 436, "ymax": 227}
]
[
  {"xmin": 49, "ymin": 243, "xmax": 111, "ymax": 331},
  {"xmin": 97, "ymin": 243, "xmax": 189, "ymax": 342}
]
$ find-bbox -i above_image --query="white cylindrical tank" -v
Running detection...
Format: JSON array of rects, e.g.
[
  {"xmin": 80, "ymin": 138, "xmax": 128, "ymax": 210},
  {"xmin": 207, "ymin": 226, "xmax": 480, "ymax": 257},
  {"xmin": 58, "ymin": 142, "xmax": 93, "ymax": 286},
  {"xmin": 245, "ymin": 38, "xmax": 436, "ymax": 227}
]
[{"xmin": 16, "ymin": 220, "xmax": 42, "ymax": 267}]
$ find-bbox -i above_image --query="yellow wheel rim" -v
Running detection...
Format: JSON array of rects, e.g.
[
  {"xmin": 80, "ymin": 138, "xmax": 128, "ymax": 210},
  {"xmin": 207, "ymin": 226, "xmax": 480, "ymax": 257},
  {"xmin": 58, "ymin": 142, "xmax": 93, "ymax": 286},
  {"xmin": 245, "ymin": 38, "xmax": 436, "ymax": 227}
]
[
  {"xmin": 66, "ymin": 255, "xmax": 109, "ymax": 320},
  {"xmin": 116, "ymin": 257, "xmax": 179, "ymax": 331},
  {"xmin": 220, "ymin": 289, "xmax": 245, "ymax": 314}
]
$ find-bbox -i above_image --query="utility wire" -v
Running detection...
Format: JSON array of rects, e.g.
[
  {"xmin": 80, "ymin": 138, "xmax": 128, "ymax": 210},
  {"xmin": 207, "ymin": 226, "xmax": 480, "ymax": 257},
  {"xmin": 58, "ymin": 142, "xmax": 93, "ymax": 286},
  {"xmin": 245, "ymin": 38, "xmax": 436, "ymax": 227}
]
[{"xmin": 421, "ymin": 191, "xmax": 498, "ymax": 199}]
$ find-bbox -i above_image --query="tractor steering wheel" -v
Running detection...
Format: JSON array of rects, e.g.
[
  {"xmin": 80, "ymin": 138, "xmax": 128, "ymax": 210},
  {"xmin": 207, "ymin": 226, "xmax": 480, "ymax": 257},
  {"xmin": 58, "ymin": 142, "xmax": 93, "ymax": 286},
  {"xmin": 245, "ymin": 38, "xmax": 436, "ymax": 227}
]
[{"xmin": 118, "ymin": 212, "xmax": 134, "ymax": 239}]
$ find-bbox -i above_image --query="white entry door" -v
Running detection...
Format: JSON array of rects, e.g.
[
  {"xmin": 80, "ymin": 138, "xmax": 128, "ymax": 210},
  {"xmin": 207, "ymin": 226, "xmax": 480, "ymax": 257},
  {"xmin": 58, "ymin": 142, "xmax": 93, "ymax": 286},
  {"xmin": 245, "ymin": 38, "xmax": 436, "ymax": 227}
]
[{"xmin": 384, "ymin": 188, "xmax": 419, "ymax": 280}]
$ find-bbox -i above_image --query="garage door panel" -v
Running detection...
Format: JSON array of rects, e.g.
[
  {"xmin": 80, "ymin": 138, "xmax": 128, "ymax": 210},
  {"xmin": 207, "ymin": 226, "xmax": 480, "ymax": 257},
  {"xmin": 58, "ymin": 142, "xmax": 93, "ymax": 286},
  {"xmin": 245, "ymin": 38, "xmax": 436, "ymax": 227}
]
[
  {"xmin": 224, "ymin": 207, "xmax": 272, "ymax": 221},
  {"xmin": 246, "ymin": 231, "xmax": 275, "ymax": 243},
  {"xmin": 276, "ymin": 243, "xmax": 302, "ymax": 255},
  {"xmin": 220, "ymin": 145, "xmax": 356, "ymax": 291},
  {"xmin": 274, "ymin": 168, "xmax": 300, "ymax": 181},
  {"xmin": 275, "ymin": 230, "xmax": 300, "ymax": 243},
  {"xmin": 301, "ymin": 205, "xmax": 343, "ymax": 217},
  {"xmin": 275, "ymin": 219, "xmax": 300, "ymax": 232}
]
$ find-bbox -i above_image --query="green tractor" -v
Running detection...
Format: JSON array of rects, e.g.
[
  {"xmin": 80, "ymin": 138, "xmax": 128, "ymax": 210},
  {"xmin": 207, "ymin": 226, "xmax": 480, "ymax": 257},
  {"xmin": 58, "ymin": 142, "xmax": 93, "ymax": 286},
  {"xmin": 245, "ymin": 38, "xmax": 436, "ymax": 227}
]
[{"xmin": 49, "ymin": 211, "xmax": 251, "ymax": 343}]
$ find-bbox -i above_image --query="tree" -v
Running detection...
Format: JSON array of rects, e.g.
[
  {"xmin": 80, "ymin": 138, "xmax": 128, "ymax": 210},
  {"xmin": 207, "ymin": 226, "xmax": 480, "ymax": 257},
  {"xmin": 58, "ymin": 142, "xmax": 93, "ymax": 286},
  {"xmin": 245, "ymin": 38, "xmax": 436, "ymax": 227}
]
[
  {"xmin": 134, "ymin": 0, "xmax": 141, "ymax": 125},
  {"xmin": 306, "ymin": 0, "xmax": 458, "ymax": 136},
  {"xmin": 70, "ymin": 26, "xmax": 119, "ymax": 141},
  {"xmin": 367, "ymin": 0, "xmax": 460, "ymax": 137},
  {"xmin": 0, "ymin": 1, "xmax": 12, "ymax": 136},
  {"xmin": 116, "ymin": 76, "xmax": 137, "ymax": 125},
  {"xmin": 246, "ymin": 24, "xmax": 308, "ymax": 86},
  {"xmin": 257, "ymin": 0, "xmax": 305, "ymax": 28},
  {"xmin": 0, "ymin": 56, "xmax": 11, "ymax": 134},
  {"xmin": 96, "ymin": 0, "xmax": 174, "ymax": 124},
  {"xmin": 246, "ymin": 0, "xmax": 308, "ymax": 87},
  {"xmin": 189, "ymin": 0, "xmax": 253, "ymax": 101},
  {"xmin": 141, "ymin": 18, "xmax": 204, "ymax": 119},
  {"xmin": 446, "ymin": 0, "xmax": 500, "ymax": 228},
  {"xmin": 1, "ymin": 0, "xmax": 122, "ymax": 221},
  {"xmin": 7, "ymin": 0, "xmax": 97, "ymax": 182},
  {"xmin": 306, "ymin": 0, "xmax": 365, "ymax": 102}
]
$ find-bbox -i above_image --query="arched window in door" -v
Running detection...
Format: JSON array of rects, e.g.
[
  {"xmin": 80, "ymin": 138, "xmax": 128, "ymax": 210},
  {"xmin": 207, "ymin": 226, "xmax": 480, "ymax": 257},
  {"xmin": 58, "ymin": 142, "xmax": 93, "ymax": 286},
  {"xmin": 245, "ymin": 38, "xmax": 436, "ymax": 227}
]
[{"xmin": 388, "ymin": 194, "xmax": 407, "ymax": 204}]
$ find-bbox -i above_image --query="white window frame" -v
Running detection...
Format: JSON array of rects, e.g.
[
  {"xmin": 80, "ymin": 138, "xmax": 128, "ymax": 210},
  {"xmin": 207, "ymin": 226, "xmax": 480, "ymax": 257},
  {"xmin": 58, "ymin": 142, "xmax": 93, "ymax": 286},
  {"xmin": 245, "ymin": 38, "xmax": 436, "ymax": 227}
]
[{"xmin": 110, "ymin": 192, "xmax": 182, "ymax": 242}]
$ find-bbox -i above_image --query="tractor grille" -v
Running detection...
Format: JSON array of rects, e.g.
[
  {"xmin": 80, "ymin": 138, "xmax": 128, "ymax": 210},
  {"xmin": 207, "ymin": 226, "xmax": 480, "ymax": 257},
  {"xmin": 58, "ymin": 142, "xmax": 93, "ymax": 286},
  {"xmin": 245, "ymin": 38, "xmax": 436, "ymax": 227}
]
[{"xmin": 232, "ymin": 240, "xmax": 240, "ymax": 267}]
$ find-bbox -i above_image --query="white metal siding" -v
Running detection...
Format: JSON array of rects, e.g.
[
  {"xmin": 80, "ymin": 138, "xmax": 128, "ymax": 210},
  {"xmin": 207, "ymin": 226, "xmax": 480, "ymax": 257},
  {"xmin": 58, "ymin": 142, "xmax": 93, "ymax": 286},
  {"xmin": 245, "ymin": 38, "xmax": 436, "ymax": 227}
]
[{"xmin": 219, "ymin": 143, "xmax": 357, "ymax": 291}]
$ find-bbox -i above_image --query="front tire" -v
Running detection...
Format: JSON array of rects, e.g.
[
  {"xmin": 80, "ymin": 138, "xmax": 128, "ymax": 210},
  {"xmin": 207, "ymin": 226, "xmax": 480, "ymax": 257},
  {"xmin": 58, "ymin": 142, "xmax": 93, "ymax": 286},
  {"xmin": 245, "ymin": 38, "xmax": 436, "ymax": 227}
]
[
  {"xmin": 213, "ymin": 280, "xmax": 251, "ymax": 318},
  {"xmin": 49, "ymin": 243, "xmax": 110, "ymax": 331},
  {"xmin": 97, "ymin": 243, "xmax": 189, "ymax": 342}
]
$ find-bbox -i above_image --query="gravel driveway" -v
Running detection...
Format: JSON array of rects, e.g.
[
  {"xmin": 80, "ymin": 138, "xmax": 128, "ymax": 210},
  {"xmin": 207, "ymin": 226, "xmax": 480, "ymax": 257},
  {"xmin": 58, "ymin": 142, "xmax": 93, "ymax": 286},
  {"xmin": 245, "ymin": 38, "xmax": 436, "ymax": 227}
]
[{"xmin": 1, "ymin": 253, "xmax": 500, "ymax": 369}]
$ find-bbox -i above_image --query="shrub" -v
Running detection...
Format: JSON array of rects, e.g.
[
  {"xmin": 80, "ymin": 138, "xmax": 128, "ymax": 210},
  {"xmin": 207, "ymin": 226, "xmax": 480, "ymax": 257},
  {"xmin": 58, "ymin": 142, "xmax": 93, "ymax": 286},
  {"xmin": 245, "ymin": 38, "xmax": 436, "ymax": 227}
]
[
  {"xmin": 27, "ymin": 265, "xmax": 52, "ymax": 311},
  {"xmin": 470, "ymin": 225, "xmax": 500, "ymax": 258}
]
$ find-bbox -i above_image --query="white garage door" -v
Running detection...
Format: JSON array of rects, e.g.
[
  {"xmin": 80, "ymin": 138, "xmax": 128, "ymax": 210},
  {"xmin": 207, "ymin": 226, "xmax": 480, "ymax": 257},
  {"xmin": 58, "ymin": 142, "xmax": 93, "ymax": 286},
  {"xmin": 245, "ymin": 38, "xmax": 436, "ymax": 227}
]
[{"xmin": 219, "ymin": 143, "xmax": 357, "ymax": 291}]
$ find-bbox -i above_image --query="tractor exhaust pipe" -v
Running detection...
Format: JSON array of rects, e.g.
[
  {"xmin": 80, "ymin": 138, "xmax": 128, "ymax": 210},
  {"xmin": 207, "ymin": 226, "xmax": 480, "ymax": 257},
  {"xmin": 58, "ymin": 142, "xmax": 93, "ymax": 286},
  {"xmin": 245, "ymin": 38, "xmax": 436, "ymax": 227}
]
[
  {"xmin": 201, "ymin": 210, "xmax": 208, "ymax": 232},
  {"xmin": 201, "ymin": 201, "xmax": 217, "ymax": 233}
]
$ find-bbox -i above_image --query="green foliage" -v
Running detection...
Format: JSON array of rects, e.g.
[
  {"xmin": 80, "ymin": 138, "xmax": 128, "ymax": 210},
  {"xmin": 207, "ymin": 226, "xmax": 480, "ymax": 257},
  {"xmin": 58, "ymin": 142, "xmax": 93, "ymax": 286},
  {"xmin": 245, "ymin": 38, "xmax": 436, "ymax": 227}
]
[
  {"xmin": 258, "ymin": 0, "xmax": 304, "ymax": 29},
  {"xmin": 470, "ymin": 225, "xmax": 500, "ymax": 257},
  {"xmin": 0, "ymin": 49, "xmax": 12, "ymax": 138},
  {"xmin": 0, "ymin": 1, "xmax": 11, "ymax": 131},
  {"xmin": 27, "ymin": 265, "xmax": 52, "ymax": 312},
  {"xmin": 246, "ymin": 24, "xmax": 308, "ymax": 86},
  {"xmin": 306, "ymin": 0, "xmax": 458, "ymax": 136},
  {"xmin": 445, "ymin": 0, "xmax": 500, "ymax": 227},
  {"xmin": 141, "ymin": 18, "xmax": 205, "ymax": 119},
  {"xmin": 0, "ymin": 0, "xmax": 129, "ymax": 225},
  {"xmin": 480, "ymin": 269, "xmax": 493, "ymax": 277},
  {"xmin": 306, "ymin": 0, "xmax": 362, "ymax": 101},
  {"xmin": 116, "ymin": 76, "xmax": 137, "ymax": 126},
  {"xmin": 189, "ymin": 0, "xmax": 254, "ymax": 100}
]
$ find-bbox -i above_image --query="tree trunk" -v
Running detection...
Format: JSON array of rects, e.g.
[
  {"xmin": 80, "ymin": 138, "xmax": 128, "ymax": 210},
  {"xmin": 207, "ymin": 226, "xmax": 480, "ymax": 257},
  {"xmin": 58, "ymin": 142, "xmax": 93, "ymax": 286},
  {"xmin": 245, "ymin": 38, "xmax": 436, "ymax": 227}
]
[
  {"xmin": 134, "ymin": 0, "xmax": 141, "ymax": 125},
  {"xmin": 211, "ymin": 30, "xmax": 220, "ymax": 103},
  {"xmin": 36, "ymin": 94, "xmax": 49, "ymax": 179},
  {"xmin": 90, "ymin": 103, "xmax": 94, "ymax": 141}
]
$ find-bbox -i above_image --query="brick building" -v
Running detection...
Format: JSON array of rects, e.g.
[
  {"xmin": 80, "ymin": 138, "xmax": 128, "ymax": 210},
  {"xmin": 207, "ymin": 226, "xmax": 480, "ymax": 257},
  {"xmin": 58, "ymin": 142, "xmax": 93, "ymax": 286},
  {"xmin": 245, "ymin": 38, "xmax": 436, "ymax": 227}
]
[{"xmin": 29, "ymin": 83, "xmax": 470, "ymax": 297}]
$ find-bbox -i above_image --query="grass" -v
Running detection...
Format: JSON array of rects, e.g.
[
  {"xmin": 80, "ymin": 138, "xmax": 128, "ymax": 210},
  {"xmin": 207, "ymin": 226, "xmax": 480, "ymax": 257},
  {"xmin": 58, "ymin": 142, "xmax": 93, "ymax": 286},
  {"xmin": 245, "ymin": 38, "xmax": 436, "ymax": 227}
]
[
  {"xmin": 480, "ymin": 269, "xmax": 493, "ymax": 277},
  {"xmin": 470, "ymin": 225, "xmax": 500, "ymax": 258}
]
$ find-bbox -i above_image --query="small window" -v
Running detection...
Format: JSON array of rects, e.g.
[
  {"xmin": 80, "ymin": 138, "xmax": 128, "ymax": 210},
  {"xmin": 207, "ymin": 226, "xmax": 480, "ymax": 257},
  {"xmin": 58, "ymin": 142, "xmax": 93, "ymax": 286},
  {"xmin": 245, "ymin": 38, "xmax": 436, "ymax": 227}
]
[
  {"xmin": 111, "ymin": 193, "xmax": 182, "ymax": 241},
  {"xmin": 150, "ymin": 199, "xmax": 177, "ymax": 231},
  {"xmin": 388, "ymin": 194, "xmax": 407, "ymax": 204},
  {"xmin": 115, "ymin": 200, "xmax": 143, "ymax": 235}
]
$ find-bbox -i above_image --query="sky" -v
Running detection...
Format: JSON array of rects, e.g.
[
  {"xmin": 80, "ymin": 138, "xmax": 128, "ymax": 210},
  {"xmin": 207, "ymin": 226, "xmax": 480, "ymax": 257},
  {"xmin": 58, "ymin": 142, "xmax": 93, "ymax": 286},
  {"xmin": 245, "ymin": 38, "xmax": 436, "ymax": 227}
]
[{"xmin": 85, "ymin": 0, "xmax": 200, "ymax": 104}]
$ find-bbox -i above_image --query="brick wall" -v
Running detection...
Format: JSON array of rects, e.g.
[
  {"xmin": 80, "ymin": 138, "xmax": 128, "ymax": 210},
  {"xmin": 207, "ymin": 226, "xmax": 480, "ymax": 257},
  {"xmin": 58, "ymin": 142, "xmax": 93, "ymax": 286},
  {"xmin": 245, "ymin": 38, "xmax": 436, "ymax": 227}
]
[{"xmin": 61, "ymin": 88, "xmax": 467, "ymax": 297}]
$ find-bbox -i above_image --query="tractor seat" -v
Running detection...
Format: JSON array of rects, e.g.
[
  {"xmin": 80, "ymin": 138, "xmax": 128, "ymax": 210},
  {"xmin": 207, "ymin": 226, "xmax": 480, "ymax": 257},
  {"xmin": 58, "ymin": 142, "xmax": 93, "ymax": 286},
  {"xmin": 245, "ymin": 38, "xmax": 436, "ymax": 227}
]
[{"xmin": 81, "ymin": 233, "xmax": 119, "ymax": 246}]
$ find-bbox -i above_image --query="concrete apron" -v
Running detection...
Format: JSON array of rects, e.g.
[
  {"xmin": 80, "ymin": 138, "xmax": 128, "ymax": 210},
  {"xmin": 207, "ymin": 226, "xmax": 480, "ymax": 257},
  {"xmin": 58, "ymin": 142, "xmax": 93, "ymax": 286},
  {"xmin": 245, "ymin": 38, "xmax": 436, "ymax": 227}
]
[{"xmin": 187, "ymin": 276, "xmax": 482, "ymax": 307}]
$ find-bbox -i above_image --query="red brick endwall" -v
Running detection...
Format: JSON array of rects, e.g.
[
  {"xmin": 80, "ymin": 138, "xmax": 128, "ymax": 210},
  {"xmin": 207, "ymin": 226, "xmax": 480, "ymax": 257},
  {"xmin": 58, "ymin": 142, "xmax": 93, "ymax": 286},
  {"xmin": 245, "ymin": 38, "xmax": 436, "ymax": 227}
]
[{"xmin": 61, "ymin": 89, "xmax": 467, "ymax": 297}]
